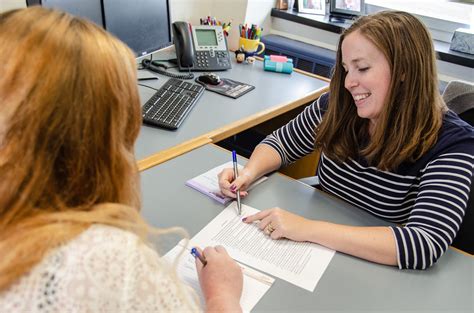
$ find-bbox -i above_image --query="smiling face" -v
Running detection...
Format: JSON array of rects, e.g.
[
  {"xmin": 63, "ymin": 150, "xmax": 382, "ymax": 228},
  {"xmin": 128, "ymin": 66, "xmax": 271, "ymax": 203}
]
[{"xmin": 341, "ymin": 30, "xmax": 391, "ymax": 128}]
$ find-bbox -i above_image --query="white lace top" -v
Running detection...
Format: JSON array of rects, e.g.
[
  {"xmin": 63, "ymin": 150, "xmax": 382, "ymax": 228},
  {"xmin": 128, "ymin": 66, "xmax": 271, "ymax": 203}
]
[{"xmin": 0, "ymin": 224, "xmax": 199, "ymax": 312}]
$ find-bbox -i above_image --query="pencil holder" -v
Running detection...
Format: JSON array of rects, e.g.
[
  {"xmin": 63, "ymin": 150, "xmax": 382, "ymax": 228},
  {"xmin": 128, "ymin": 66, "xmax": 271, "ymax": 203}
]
[{"xmin": 238, "ymin": 37, "xmax": 265, "ymax": 55}]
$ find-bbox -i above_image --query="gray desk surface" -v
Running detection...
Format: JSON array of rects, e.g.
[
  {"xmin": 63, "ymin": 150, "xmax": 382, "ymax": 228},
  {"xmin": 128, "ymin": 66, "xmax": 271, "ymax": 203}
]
[
  {"xmin": 140, "ymin": 144, "xmax": 473, "ymax": 312},
  {"xmin": 135, "ymin": 59, "xmax": 328, "ymax": 162}
]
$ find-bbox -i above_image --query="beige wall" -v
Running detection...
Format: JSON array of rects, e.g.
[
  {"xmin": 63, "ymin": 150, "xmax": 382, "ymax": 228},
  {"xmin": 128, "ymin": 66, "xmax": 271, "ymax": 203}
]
[
  {"xmin": 0, "ymin": 0, "xmax": 26, "ymax": 12},
  {"xmin": 170, "ymin": 0, "xmax": 248, "ymax": 51},
  {"xmin": 169, "ymin": 0, "xmax": 274, "ymax": 51}
]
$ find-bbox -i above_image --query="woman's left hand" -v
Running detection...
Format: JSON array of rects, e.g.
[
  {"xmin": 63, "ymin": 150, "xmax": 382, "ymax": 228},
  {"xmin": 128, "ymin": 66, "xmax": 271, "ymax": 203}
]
[{"xmin": 242, "ymin": 207, "xmax": 313, "ymax": 242}]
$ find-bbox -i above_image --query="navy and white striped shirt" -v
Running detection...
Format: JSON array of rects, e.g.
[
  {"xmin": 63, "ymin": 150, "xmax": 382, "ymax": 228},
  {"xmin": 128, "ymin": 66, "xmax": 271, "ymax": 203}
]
[{"xmin": 261, "ymin": 93, "xmax": 474, "ymax": 269}]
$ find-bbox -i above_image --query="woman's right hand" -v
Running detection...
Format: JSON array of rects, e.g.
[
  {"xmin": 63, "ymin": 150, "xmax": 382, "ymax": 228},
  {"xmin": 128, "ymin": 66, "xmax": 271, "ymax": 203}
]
[
  {"xmin": 195, "ymin": 246, "xmax": 243, "ymax": 312},
  {"xmin": 218, "ymin": 168, "xmax": 252, "ymax": 198}
]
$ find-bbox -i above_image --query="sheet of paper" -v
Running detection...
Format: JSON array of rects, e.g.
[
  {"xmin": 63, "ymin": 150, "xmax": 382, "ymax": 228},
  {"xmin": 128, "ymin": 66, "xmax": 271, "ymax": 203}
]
[
  {"xmin": 190, "ymin": 202, "xmax": 335, "ymax": 292},
  {"xmin": 186, "ymin": 161, "xmax": 267, "ymax": 204},
  {"xmin": 163, "ymin": 241, "xmax": 274, "ymax": 312}
]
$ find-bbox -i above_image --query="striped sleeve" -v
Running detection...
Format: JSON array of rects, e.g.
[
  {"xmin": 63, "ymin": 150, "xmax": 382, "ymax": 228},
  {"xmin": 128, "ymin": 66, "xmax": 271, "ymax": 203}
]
[
  {"xmin": 391, "ymin": 151, "xmax": 474, "ymax": 269},
  {"xmin": 260, "ymin": 93, "xmax": 328, "ymax": 166}
]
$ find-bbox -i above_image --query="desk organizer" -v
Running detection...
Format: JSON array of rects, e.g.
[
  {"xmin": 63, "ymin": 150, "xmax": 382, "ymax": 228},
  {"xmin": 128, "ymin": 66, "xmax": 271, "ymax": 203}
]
[{"xmin": 263, "ymin": 55, "xmax": 294, "ymax": 74}]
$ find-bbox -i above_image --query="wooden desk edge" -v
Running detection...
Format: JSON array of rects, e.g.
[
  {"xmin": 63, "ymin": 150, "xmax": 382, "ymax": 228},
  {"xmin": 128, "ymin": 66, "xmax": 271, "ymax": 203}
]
[
  {"xmin": 138, "ymin": 136, "xmax": 212, "ymax": 171},
  {"xmin": 293, "ymin": 68, "xmax": 331, "ymax": 82},
  {"xmin": 450, "ymin": 246, "xmax": 474, "ymax": 257}
]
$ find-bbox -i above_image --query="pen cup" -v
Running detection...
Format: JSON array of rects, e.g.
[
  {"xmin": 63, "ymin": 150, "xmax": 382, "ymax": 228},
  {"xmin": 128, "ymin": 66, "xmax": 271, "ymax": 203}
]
[{"xmin": 238, "ymin": 37, "xmax": 265, "ymax": 55}]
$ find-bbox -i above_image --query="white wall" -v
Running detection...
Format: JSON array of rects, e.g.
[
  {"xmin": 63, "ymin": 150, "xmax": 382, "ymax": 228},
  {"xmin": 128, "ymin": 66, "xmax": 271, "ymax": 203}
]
[
  {"xmin": 0, "ymin": 0, "xmax": 26, "ymax": 12},
  {"xmin": 169, "ymin": 0, "xmax": 276, "ymax": 51},
  {"xmin": 244, "ymin": 0, "xmax": 275, "ymax": 40},
  {"xmin": 170, "ymin": 0, "xmax": 249, "ymax": 51},
  {"xmin": 271, "ymin": 17, "xmax": 338, "ymax": 51}
]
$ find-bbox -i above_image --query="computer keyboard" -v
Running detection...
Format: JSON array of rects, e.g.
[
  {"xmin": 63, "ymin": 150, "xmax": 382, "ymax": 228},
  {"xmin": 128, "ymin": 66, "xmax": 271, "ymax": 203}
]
[{"xmin": 142, "ymin": 78, "xmax": 205, "ymax": 130}]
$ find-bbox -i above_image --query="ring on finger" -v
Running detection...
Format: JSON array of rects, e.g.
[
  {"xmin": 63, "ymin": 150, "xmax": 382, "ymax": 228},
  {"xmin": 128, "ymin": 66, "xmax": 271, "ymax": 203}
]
[{"xmin": 265, "ymin": 223, "xmax": 275, "ymax": 234}]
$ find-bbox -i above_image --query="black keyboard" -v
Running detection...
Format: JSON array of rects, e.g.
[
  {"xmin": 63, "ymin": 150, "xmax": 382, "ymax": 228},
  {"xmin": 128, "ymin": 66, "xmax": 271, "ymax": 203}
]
[{"xmin": 142, "ymin": 78, "xmax": 205, "ymax": 130}]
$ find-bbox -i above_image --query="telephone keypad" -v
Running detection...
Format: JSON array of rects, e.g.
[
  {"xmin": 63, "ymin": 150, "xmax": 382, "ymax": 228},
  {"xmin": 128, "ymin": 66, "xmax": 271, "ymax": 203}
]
[{"xmin": 194, "ymin": 50, "xmax": 230, "ymax": 70}]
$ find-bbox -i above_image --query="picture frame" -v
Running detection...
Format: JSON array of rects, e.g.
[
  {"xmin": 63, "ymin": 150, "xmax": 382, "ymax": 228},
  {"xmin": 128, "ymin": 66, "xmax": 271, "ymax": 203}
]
[
  {"xmin": 329, "ymin": 0, "xmax": 365, "ymax": 19},
  {"xmin": 276, "ymin": 0, "xmax": 289, "ymax": 10},
  {"xmin": 297, "ymin": 0, "xmax": 325, "ymax": 15}
]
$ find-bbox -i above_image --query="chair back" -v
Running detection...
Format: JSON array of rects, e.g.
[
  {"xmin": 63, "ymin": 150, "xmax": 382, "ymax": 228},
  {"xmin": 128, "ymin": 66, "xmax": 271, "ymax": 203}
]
[
  {"xmin": 443, "ymin": 81, "xmax": 474, "ymax": 254},
  {"xmin": 451, "ymin": 176, "xmax": 474, "ymax": 254},
  {"xmin": 443, "ymin": 80, "xmax": 474, "ymax": 126}
]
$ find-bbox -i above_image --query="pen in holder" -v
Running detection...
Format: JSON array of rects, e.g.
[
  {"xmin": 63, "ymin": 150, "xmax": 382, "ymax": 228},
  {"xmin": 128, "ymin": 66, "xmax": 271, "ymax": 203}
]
[
  {"xmin": 236, "ymin": 23, "xmax": 265, "ymax": 63},
  {"xmin": 200, "ymin": 16, "xmax": 231, "ymax": 36}
]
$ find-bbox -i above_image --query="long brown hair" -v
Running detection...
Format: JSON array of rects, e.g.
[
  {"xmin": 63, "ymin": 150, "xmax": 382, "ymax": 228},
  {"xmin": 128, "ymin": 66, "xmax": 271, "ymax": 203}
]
[
  {"xmin": 0, "ymin": 8, "xmax": 187, "ymax": 293},
  {"xmin": 316, "ymin": 11, "xmax": 446, "ymax": 170}
]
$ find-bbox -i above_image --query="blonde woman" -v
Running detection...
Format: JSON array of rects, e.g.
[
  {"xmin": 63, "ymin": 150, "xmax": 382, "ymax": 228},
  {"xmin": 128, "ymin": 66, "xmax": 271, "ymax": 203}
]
[
  {"xmin": 0, "ymin": 7, "xmax": 242, "ymax": 312},
  {"xmin": 219, "ymin": 11, "xmax": 474, "ymax": 270}
]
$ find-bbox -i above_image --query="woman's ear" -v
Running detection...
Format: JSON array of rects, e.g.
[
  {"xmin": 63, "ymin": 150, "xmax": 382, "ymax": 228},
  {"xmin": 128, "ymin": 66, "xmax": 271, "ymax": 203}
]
[{"xmin": 401, "ymin": 73, "xmax": 406, "ymax": 82}]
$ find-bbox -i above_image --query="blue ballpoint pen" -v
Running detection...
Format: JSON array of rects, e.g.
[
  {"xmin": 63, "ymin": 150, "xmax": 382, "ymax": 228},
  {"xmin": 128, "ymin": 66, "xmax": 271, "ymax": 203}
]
[
  {"xmin": 232, "ymin": 150, "xmax": 242, "ymax": 215},
  {"xmin": 190, "ymin": 247, "xmax": 207, "ymax": 266}
]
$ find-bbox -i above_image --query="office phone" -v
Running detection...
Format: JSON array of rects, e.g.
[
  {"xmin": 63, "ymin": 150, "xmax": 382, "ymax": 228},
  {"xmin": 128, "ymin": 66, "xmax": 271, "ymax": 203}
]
[{"xmin": 172, "ymin": 21, "xmax": 232, "ymax": 71}]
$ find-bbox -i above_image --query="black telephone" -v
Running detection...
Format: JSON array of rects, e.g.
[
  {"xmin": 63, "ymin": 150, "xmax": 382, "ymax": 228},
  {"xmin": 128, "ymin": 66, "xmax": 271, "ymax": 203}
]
[{"xmin": 172, "ymin": 21, "xmax": 232, "ymax": 72}]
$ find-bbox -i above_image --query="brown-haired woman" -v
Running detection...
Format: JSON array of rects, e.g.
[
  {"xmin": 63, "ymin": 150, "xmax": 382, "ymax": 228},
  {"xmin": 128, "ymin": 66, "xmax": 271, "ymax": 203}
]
[
  {"xmin": 0, "ymin": 7, "xmax": 242, "ymax": 312},
  {"xmin": 219, "ymin": 11, "xmax": 474, "ymax": 270}
]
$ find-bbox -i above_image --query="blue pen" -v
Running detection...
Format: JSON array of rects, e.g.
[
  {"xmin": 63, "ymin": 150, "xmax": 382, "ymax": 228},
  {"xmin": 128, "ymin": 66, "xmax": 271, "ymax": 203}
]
[
  {"xmin": 191, "ymin": 247, "xmax": 207, "ymax": 266},
  {"xmin": 232, "ymin": 150, "xmax": 242, "ymax": 215}
]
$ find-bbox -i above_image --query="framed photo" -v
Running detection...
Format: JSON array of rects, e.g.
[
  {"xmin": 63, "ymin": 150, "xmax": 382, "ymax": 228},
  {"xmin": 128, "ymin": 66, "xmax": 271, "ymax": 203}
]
[
  {"xmin": 276, "ymin": 0, "xmax": 289, "ymax": 10},
  {"xmin": 297, "ymin": 0, "xmax": 325, "ymax": 15},
  {"xmin": 330, "ymin": 0, "xmax": 365, "ymax": 17}
]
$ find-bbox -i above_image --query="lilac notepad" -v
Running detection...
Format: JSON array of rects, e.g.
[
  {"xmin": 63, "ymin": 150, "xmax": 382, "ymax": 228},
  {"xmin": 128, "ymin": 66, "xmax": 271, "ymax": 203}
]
[{"xmin": 186, "ymin": 162, "xmax": 267, "ymax": 204}]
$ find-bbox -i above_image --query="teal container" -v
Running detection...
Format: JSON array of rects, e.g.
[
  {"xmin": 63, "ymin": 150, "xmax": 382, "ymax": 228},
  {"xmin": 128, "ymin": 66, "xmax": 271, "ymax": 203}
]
[{"xmin": 263, "ymin": 55, "xmax": 293, "ymax": 74}]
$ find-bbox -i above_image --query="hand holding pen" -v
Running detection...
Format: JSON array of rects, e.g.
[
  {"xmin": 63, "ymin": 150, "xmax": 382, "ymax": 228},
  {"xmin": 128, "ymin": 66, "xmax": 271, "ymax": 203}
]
[
  {"xmin": 217, "ymin": 166, "xmax": 251, "ymax": 203},
  {"xmin": 191, "ymin": 247, "xmax": 207, "ymax": 266},
  {"xmin": 192, "ymin": 246, "xmax": 243, "ymax": 309}
]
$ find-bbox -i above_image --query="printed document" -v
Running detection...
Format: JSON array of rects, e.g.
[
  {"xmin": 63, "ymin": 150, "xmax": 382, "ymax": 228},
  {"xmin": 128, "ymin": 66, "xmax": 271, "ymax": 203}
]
[
  {"xmin": 190, "ymin": 202, "xmax": 335, "ymax": 291},
  {"xmin": 163, "ymin": 240, "xmax": 274, "ymax": 312},
  {"xmin": 186, "ymin": 162, "xmax": 267, "ymax": 204}
]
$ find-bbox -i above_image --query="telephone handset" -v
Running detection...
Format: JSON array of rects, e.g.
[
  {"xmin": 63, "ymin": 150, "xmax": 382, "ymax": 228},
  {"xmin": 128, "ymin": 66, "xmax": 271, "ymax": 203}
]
[
  {"xmin": 172, "ymin": 21, "xmax": 232, "ymax": 72},
  {"xmin": 172, "ymin": 22, "xmax": 195, "ymax": 68}
]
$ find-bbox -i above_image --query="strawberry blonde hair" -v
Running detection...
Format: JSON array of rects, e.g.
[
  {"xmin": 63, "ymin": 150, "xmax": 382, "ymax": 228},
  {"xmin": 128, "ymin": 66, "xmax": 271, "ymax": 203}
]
[
  {"xmin": 316, "ymin": 11, "xmax": 446, "ymax": 170},
  {"xmin": 0, "ymin": 7, "xmax": 188, "ymax": 294}
]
